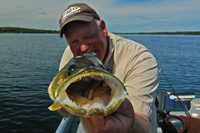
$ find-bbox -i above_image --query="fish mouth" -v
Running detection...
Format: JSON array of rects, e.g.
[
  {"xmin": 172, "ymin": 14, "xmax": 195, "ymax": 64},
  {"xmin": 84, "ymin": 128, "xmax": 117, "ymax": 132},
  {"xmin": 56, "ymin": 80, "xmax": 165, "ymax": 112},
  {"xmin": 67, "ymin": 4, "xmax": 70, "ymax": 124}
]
[{"xmin": 49, "ymin": 68, "xmax": 127, "ymax": 117}]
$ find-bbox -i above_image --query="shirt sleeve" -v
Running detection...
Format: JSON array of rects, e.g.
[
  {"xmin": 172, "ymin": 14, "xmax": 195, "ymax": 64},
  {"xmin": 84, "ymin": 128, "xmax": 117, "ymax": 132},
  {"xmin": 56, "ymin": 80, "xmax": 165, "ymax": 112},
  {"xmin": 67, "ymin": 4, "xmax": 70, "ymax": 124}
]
[
  {"xmin": 112, "ymin": 38, "xmax": 159, "ymax": 121},
  {"xmin": 124, "ymin": 50, "xmax": 159, "ymax": 119}
]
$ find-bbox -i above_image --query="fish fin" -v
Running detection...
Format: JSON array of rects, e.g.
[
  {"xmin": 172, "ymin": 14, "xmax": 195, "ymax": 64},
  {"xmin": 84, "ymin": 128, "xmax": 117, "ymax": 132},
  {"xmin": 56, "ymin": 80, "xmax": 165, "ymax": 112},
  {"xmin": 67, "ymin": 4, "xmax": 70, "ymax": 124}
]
[{"xmin": 48, "ymin": 101, "xmax": 62, "ymax": 111}]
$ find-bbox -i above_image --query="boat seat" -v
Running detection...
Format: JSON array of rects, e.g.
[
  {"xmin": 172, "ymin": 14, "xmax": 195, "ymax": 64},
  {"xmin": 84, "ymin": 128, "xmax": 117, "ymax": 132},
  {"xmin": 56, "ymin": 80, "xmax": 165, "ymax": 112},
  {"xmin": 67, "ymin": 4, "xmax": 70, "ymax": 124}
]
[{"xmin": 188, "ymin": 98, "xmax": 200, "ymax": 118}]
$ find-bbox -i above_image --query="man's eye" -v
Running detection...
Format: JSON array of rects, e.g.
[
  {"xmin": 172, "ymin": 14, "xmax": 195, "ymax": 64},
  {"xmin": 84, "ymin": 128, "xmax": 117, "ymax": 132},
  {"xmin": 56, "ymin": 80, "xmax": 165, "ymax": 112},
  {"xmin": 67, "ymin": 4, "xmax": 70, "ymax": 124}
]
[
  {"xmin": 70, "ymin": 41, "xmax": 78, "ymax": 47},
  {"xmin": 85, "ymin": 34, "xmax": 94, "ymax": 39}
]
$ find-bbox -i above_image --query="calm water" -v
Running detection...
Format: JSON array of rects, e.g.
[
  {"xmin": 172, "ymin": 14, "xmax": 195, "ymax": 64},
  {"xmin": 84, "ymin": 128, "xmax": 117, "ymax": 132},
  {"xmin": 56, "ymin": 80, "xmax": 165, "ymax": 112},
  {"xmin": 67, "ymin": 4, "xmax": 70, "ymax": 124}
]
[{"xmin": 0, "ymin": 34, "xmax": 200, "ymax": 132}]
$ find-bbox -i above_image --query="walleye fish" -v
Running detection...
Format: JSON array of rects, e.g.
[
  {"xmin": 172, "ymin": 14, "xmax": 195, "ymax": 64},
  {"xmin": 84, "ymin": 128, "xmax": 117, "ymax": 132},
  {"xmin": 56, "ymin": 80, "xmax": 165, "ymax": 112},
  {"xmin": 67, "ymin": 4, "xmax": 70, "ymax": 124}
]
[{"xmin": 48, "ymin": 53, "xmax": 127, "ymax": 117}]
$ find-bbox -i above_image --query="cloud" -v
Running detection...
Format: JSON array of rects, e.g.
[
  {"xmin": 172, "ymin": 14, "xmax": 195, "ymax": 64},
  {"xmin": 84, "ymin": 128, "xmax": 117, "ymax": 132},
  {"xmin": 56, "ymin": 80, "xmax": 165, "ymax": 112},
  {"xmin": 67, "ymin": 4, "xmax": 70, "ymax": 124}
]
[
  {"xmin": 15, "ymin": 6, "xmax": 24, "ymax": 8},
  {"xmin": 103, "ymin": 0, "xmax": 200, "ymax": 32},
  {"xmin": 37, "ymin": 12, "xmax": 47, "ymax": 15},
  {"xmin": 0, "ymin": 0, "xmax": 200, "ymax": 32}
]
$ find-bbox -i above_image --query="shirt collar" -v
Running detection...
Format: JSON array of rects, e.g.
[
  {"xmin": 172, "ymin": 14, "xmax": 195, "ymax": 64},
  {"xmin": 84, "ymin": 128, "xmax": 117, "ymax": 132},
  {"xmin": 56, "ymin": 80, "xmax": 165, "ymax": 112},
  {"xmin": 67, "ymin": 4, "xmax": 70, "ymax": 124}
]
[{"xmin": 103, "ymin": 33, "xmax": 114, "ymax": 74}]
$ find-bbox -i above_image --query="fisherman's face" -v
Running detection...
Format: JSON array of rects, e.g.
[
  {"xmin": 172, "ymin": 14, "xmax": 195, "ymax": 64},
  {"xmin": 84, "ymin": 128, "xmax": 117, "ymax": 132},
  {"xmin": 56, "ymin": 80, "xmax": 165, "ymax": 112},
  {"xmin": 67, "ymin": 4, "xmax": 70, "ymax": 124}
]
[{"xmin": 63, "ymin": 19, "xmax": 108, "ymax": 62}]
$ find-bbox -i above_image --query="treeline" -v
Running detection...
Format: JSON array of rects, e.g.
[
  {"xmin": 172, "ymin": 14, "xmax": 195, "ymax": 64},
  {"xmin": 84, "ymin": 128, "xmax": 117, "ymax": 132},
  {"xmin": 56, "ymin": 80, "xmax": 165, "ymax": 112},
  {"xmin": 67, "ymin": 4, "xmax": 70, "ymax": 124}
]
[
  {"xmin": 1, "ymin": 27, "xmax": 200, "ymax": 35},
  {"xmin": 114, "ymin": 31, "xmax": 200, "ymax": 35},
  {"xmin": 0, "ymin": 27, "xmax": 59, "ymax": 34}
]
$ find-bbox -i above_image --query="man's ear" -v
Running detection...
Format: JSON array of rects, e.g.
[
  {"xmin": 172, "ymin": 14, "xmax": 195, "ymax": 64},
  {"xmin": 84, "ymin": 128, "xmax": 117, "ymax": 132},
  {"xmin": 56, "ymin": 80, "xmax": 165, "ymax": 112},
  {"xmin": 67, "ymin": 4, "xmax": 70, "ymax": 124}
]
[{"xmin": 100, "ymin": 20, "xmax": 108, "ymax": 37}]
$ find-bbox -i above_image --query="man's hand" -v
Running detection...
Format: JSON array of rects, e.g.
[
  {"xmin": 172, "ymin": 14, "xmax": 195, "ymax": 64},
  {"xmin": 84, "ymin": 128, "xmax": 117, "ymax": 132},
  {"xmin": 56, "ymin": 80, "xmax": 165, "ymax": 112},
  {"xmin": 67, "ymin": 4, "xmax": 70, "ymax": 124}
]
[
  {"xmin": 82, "ymin": 98, "xmax": 135, "ymax": 133},
  {"xmin": 57, "ymin": 87, "xmax": 151, "ymax": 133},
  {"xmin": 58, "ymin": 107, "xmax": 73, "ymax": 118}
]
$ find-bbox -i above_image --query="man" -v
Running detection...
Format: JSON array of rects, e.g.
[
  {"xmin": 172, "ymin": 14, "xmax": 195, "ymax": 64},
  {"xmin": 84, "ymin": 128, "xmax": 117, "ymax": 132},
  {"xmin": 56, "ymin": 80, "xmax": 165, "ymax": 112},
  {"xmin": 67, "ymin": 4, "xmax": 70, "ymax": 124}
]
[{"xmin": 57, "ymin": 3, "xmax": 159, "ymax": 133}]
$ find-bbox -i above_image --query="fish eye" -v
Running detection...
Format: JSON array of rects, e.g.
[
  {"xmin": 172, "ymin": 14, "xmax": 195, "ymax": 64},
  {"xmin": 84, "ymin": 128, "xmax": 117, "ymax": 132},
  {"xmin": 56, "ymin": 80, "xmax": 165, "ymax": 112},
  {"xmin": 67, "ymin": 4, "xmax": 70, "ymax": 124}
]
[{"xmin": 67, "ymin": 65, "xmax": 76, "ymax": 76}]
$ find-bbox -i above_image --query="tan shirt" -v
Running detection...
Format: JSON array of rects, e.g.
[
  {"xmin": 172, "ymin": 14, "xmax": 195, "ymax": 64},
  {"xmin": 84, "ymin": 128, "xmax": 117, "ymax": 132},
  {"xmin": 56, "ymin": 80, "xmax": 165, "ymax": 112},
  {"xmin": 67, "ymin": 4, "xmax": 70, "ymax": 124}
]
[{"xmin": 59, "ymin": 33, "xmax": 159, "ymax": 133}]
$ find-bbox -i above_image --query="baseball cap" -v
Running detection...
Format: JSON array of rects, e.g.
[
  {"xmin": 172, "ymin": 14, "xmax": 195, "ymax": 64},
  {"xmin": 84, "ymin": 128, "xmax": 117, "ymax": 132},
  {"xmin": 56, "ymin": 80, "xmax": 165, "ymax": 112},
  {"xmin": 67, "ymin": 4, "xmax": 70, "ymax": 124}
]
[{"xmin": 59, "ymin": 3, "xmax": 100, "ymax": 38}]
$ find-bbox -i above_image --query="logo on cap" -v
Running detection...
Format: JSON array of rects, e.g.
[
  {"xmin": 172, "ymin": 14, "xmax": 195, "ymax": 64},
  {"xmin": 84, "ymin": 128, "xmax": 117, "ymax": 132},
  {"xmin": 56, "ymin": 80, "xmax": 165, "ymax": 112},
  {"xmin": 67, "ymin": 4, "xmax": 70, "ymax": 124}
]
[{"xmin": 62, "ymin": 6, "xmax": 81, "ymax": 21}]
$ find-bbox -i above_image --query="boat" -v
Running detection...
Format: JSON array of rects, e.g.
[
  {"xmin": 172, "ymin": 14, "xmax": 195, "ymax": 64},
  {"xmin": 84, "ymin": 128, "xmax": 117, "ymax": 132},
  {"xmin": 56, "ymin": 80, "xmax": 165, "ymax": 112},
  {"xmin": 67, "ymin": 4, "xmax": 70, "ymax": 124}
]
[
  {"xmin": 156, "ymin": 69, "xmax": 200, "ymax": 132},
  {"xmin": 156, "ymin": 89, "xmax": 200, "ymax": 133},
  {"xmin": 54, "ymin": 89, "xmax": 200, "ymax": 133},
  {"xmin": 55, "ymin": 70, "xmax": 200, "ymax": 133}
]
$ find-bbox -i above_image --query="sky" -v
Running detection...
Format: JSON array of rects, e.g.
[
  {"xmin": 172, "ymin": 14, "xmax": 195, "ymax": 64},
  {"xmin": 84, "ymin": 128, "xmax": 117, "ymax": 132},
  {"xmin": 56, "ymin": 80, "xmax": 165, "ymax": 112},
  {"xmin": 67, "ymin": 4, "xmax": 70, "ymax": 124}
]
[{"xmin": 0, "ymin": 0, "xmax": 200, "ymax": 33}]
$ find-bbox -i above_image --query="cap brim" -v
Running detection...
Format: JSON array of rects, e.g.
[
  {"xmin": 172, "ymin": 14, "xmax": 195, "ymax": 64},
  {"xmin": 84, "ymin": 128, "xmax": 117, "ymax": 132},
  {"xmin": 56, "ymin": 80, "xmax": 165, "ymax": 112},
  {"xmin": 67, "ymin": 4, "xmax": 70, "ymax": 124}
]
[{"xmin": 59, "ymin": 15, "xmax": 94, "ymax": 38}]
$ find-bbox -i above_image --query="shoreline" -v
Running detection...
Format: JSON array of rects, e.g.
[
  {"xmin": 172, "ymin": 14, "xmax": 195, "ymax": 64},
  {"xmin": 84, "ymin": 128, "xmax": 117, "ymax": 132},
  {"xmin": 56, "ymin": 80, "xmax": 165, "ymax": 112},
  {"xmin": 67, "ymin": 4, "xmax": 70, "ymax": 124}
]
[{"xmin": 0, "ymin": 27, "xmax": 200, "ymax": 35}]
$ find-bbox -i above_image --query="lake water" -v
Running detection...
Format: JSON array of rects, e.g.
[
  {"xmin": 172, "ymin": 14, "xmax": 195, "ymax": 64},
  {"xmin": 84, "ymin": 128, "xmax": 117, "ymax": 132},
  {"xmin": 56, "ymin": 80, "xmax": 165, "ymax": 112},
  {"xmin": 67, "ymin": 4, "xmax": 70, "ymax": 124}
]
[{"xmin": 1, "ymin": 34, "xmax": 200, "ymax": 132}]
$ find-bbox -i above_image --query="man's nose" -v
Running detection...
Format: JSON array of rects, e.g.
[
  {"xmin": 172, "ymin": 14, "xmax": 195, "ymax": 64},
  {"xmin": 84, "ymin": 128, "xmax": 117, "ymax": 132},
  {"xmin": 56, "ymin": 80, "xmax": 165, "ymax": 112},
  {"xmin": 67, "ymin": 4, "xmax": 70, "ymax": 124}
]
[{"xmin": 80, "ymin": 44, "xmax": 90, "ymax": 53}]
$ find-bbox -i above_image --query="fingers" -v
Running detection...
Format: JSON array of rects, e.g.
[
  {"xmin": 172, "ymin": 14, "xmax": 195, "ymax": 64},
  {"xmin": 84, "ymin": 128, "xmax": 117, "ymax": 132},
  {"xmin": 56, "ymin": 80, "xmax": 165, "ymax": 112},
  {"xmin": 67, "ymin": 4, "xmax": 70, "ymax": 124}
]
[
  {"xmin": 113, "ymin": 98, "xmax": 135, "ymax": 131},
  {"xmin": 57, "ymin": 107, "xmax": 72, "ymax": 118},
  {"xmin": 82, "ymin": 116, "xmax": 105, "ymax": 133},
  {"xmin": 82, "ymin": 98, "xmax": 135, "ymax": 133},
  {"xmin": 116, "ymin": 98, "xmax": 134, "ymax": 116}
]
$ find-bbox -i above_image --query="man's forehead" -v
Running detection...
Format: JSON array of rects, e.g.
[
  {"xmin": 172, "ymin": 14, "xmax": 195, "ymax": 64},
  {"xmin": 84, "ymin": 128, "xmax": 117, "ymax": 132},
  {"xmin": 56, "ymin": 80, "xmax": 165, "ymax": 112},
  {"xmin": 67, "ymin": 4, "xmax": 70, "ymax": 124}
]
[{"xmin": 63, "ymin": 20, "xmax": 97, "ymax": 34}]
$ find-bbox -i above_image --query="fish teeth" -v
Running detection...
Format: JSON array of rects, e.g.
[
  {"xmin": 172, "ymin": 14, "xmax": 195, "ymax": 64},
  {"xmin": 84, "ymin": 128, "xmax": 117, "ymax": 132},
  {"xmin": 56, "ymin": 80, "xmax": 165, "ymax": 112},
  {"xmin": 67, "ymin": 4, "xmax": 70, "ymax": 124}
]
[
  {"xmin": 100, "ymin": 72, "xmax": 103, "ymax": 77},
  {"xmin": 72, "ymin": 100, "xmax": 77, "ymax": 105}
]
